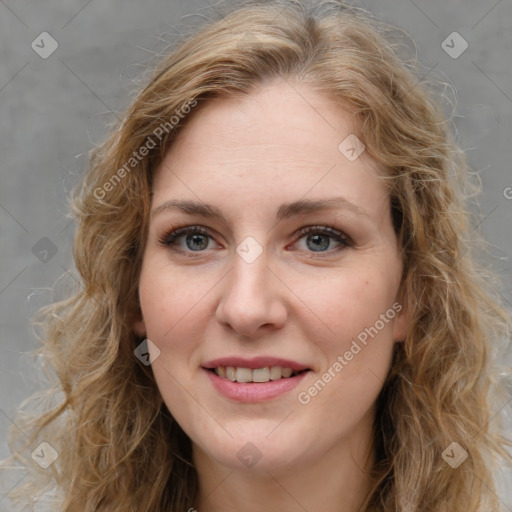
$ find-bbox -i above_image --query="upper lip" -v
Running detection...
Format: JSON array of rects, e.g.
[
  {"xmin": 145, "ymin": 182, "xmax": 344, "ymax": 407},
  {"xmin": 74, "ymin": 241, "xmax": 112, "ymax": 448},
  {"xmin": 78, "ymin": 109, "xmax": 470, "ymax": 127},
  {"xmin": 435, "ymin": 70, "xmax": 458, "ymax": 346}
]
[{"xmin": 202, "ymin": 357, "xmax": 310, "ymax": 371}]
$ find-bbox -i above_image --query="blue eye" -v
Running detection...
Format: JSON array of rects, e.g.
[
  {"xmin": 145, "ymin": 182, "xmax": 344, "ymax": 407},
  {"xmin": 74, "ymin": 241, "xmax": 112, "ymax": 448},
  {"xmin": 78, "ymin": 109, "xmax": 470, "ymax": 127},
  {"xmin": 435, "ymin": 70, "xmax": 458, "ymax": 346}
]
[
  {"xmin": 158, "ymin": 226, "xmax": 215, "ymax": 252},
  {"xmin": 294, "ymin": 225, "xmax": 351, "ymax": 253},
  {"xmin": 158, "ymin": 225, "xmax": 352, "ymax": 257}
]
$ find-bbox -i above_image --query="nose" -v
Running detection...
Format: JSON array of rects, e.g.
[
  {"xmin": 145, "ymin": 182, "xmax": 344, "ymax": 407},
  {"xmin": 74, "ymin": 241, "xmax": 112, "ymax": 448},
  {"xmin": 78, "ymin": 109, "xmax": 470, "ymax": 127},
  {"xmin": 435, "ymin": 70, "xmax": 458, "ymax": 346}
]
[{"xmin": 215, "ymin": 250, "xmax": 288, "ymax": 337}]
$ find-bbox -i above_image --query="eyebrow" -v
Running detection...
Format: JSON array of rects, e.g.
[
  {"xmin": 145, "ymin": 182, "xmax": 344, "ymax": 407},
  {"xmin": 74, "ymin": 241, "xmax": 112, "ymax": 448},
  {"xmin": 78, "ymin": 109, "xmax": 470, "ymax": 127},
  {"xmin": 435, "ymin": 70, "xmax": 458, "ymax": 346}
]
[{"xmin": 151, "ymin": 197, "xmax": 368, "ymax": 223}]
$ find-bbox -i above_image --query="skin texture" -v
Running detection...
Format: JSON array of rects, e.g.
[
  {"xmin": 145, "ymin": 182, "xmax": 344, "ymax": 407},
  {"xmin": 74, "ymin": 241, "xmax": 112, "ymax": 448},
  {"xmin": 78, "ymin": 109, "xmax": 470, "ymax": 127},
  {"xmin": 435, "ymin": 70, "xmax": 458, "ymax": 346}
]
[{"xmin": 135, "ymin": 79, "xmax": 409, "ymax": 512}]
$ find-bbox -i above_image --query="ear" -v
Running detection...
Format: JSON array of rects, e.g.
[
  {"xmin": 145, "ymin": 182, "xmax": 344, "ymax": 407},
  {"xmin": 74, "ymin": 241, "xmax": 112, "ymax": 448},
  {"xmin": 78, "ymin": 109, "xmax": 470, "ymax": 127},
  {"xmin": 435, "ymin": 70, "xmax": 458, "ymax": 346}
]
[{"xmin": 133, "ymin": 318, "xmax": 146, "ymax": 338}]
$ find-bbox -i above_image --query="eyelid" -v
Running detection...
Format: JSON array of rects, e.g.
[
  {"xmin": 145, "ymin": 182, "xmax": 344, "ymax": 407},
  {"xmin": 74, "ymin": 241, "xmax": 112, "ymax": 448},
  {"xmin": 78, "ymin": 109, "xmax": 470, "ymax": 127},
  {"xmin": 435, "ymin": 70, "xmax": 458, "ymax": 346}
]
[
  {"xmin": 157, "ymin": 225, "xmax": 218, "ymax": 248},
  {"xmin": 294, "ymin": 225, "xmax": 353, "ymax": 247},
  {"xmin": 157, "ymin": 223, "xmax": 353, "ymax": 256}
]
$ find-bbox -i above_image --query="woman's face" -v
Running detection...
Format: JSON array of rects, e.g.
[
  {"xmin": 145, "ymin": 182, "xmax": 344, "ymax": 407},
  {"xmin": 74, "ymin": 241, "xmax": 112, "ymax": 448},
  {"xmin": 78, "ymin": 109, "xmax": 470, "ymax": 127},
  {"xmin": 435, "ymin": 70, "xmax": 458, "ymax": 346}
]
[{"xmin": 136, "ymin": 80, "xmax": 408, "ymax": 475}]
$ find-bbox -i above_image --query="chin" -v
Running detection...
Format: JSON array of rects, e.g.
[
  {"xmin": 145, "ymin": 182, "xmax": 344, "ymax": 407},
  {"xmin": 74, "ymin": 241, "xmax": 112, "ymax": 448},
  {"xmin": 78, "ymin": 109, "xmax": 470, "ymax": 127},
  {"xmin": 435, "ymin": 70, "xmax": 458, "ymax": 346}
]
[{"xmin": 191, "ymin": 422, "xmax": 317, "ymax": 473}]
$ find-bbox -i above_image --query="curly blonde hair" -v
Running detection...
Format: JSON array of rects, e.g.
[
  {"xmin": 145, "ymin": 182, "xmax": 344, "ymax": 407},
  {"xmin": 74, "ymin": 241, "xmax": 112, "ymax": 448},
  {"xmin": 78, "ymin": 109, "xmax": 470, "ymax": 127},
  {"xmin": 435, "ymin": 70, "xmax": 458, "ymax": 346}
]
[{"xmin": 4, "ymin": 0, "xmax": 511, "ymax": 510}]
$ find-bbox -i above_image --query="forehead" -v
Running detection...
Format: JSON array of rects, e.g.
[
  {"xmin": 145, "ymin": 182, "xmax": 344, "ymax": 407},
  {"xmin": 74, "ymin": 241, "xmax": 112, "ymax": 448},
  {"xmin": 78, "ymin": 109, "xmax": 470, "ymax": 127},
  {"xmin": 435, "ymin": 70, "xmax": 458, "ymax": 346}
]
[
  {"xmin": 170, "ymin": 81, "xmax": 361, "ymax": 162},
  {"xmin": 152, "ymin": 80, "xmax": 389, "ymax": 217}
]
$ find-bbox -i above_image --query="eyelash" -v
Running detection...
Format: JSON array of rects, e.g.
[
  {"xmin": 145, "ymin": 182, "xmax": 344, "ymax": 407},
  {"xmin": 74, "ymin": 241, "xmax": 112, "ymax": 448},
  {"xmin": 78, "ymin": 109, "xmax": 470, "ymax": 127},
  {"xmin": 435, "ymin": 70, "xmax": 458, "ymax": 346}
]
[{"xmin": 157, "ymin": 224, "xmax": 352, "ymax": 258}]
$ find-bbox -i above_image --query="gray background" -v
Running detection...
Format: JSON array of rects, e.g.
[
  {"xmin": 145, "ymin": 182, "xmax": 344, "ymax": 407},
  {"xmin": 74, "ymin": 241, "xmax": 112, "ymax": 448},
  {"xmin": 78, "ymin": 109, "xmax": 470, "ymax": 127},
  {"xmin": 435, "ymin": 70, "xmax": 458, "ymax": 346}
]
[{"xmin": 1, "ymin": 0, "xmax": 511, "ymax": 509}]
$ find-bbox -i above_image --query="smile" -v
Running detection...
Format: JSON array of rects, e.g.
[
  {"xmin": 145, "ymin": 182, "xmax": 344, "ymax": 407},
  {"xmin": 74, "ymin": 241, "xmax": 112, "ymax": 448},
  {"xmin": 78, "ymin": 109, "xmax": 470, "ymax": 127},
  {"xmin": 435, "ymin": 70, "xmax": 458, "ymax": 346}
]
[
  {"xmin": 203, "ymin": 367, "xmax": 310, "ymax": 402},
  {"xmin": 201, "ymin": 356, "xmax": 311, "ymax": 402},
  {"xmin": 211, "ymin": 366, "xmax": 306, "ymax": 383}
]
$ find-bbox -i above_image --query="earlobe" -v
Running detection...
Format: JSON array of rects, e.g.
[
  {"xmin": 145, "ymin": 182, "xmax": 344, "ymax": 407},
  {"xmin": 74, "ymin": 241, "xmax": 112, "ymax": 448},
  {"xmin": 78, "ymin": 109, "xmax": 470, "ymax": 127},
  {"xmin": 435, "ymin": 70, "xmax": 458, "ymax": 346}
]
[{"xmin": 133, "ymin": 319, "xmax": 146, "ymax": 337}]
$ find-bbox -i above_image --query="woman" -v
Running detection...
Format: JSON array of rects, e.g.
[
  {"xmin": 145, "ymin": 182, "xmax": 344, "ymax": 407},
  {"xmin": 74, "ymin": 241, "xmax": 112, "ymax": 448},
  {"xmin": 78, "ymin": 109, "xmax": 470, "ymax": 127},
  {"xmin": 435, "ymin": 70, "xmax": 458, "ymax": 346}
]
[{"xmin": 5, "ymin": 0, "xmax": 511, "ymax": 510}]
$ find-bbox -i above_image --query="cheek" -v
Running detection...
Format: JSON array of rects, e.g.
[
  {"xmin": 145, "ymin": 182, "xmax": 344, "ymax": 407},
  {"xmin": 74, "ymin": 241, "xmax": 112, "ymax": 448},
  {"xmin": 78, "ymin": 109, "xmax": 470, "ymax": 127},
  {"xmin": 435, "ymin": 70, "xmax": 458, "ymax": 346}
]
[
  {"xmin": 137, "ymin": 257, "xmax": 214, "ymax": 403},
  {"xmin": 294, "ymin": 273, "xmax": 398, "ymax": 425},
  {"xmin": 137, "ymin": 261, "xmax": 203, "ymax": 407},
  {"xmin": 138, "ymin": 257, "xmax": 209, "ymax": 340},
  {"xmin": 291, "ymin": 265, "xmax": 399, "ymax": 347},
  {"xmin": 293, "ymin": 265, "xmax": 400, "ymax": 408}
]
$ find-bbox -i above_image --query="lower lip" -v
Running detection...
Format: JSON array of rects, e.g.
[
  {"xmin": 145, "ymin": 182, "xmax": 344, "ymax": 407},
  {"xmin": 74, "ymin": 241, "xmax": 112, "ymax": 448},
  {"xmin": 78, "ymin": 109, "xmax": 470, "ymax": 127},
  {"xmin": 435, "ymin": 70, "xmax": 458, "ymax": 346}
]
[{"xmin": 203, "ymin": 368, "xmax": 309, "ymax": 402}]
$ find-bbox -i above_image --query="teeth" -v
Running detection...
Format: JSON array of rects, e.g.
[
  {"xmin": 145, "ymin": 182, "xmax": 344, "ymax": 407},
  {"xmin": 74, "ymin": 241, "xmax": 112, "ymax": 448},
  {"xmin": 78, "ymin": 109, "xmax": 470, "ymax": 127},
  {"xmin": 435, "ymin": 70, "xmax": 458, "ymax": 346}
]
[
  {"xmin": 213, "ymin": 366, "xmax": 302, "ymax": 383},
  {"xmin": 269, "ymin": 366, "xmax": 282, "ymax": 380},
  {"xmin": 281, "ymin": 367, "xmax": 293, "ymax": 378},
  {"xmin": 236, "ymin": 367, "xmax": 252, "ymax": 383},
  {"xmin": 226, "ymin": 366, "xmax": 236, "ymax": 381},
  {"xmin": 252, "ymin": 367, "xmax": 270, "ymax": 382}
]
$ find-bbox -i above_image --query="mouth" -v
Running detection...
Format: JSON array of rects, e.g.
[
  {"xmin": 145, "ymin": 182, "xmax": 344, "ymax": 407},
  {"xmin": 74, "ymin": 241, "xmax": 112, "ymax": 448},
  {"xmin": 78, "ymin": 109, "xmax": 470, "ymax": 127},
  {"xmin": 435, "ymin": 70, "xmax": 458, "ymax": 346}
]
[
  {"xmin": 206, "ymin": 366, "xmax": 310, "ymax": 383},
  {"xmin": 201, "ymin": 358, "xmax": 312, "ymax": 402}
]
